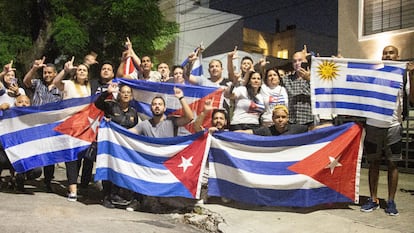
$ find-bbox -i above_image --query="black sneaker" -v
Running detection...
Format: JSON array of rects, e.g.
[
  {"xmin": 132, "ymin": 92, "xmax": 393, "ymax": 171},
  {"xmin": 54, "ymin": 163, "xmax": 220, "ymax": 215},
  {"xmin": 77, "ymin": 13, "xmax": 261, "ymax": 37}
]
[
  {"xmin": 45, "ymin": 183, "xmax": 53, "ymax": 193},
  {"xmin": 103, "ymin": 198, "xmax": 115, "ymax": 209},
  {"xmin": 111, "ymin": 194, "xmax": 130, "ymax": 205},
  {"xmin": 126, "ymin": 199, "xmax": 140, "ymax": 212},
  {"xmin": 15, "ymin": 173, "xmax": 25, "ymax": 192}
]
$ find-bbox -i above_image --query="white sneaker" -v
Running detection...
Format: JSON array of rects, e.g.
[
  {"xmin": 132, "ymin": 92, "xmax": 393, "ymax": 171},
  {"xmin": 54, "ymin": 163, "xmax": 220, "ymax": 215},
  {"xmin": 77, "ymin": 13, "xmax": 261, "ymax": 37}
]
[{"xmin": 67, "ymin": 193, "xmax": 77, "ymax": 202}]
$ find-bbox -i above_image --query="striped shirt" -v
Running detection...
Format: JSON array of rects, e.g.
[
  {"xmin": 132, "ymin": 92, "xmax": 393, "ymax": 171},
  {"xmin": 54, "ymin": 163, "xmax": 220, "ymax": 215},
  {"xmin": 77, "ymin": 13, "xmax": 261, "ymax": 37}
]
[{"xmin": 30, "ymin": 79, "xmax": 62, "ymax": 106}]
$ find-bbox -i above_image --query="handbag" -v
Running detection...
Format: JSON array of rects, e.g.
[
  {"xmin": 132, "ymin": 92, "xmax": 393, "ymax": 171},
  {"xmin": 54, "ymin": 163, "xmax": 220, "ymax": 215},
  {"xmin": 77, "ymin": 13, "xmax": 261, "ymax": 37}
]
[{"xmin": 83, "ymin": 141, "xmax": 97, "ymax": 162}]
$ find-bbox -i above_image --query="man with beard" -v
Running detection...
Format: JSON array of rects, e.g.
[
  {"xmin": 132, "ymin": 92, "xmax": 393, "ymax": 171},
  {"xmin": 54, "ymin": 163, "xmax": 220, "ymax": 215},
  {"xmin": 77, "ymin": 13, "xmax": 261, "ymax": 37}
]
[
  {"xmin": 194, "ymin": 99, "xmax": 228, "ymax": 134},
  {"xmin": 130, "ymin": 87, "xmax": 193, "ymax": 137},
  {"xmin": 126, "ymin": 87, "xmax": 193, "ymax": 211},
  {"xmin": 193, "ymin": 99, "xmax": 229, "ymax": 204}
]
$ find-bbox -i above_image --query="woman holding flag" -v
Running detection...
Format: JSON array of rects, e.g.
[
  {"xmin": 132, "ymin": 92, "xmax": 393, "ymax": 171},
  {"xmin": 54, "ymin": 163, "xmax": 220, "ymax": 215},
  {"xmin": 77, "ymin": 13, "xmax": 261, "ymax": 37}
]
[
  {"xmin": 95, "ymin": 82, "xmax": 139, "ymax": 208},
  {"xmin": 224, "ymin": 70, "xmax": 265, "ymax": 131},
  {"xmin": 53, "ymin": 56, "xmax": 93, "ymax": 201}
]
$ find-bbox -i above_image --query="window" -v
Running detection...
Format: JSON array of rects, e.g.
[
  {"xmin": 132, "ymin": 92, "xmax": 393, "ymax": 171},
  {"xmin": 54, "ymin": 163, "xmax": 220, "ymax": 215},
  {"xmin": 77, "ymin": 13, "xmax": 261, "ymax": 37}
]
[{"xmin": 362, "ymin": 0, "xmax": 414, "ymax": 36}]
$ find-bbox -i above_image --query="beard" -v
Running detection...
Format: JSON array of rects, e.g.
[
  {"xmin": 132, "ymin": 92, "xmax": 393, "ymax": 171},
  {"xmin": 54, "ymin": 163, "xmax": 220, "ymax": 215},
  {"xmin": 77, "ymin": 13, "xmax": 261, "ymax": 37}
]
[{"xmin": 152, "ymin": 111, "xmax": 163, "ymax": 117}]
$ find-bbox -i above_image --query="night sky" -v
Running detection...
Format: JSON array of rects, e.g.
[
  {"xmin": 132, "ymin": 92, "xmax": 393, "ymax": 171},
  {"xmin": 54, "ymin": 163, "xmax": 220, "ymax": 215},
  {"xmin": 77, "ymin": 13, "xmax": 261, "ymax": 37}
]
[{"xmin": 209, "ymin": 0, "xmax": 338, "ymax": 38}]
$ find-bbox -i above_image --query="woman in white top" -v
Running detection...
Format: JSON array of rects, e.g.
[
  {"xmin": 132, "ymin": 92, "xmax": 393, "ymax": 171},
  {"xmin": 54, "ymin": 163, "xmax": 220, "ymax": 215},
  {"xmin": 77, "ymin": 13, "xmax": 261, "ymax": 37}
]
[
  {"xmin": 54, "ymin": 57, "xmax": 91, "ymax": 99},
  {"xmin": 225, "ymin": 71, "xmax": 265, "ymax": 131},
  {"xmin": 261, "ymin": 69, "xmax": 288, "ymax": 127},
  {"xmin": 53, "ymin": 57, "xmax": 91, "ymax": 202},
  {"xmin": 0, "ymin": 61, "xmax": 26, "ymax": 108}
]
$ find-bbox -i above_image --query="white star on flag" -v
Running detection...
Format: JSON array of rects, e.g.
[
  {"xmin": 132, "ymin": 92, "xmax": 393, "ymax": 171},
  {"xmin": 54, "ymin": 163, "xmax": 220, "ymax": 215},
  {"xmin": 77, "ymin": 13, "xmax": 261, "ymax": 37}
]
[
  {"xmin": 325, "ymin": 155, "xmax": 342, "ymax": 174},
  {"xmin": 178, "ymin": 156, "xmax": 193, "ymax": 172},
  {"xmin": 87, "ymin": 116, "xmax": 100, "ymax": 134}
]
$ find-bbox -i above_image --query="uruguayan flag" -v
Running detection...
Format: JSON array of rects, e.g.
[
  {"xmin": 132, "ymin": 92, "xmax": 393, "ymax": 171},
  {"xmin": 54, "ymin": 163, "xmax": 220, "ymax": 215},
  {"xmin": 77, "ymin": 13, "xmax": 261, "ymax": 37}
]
[{"xmin": 311, "ymin": 57, "xmax": 406, "ymax": 121}]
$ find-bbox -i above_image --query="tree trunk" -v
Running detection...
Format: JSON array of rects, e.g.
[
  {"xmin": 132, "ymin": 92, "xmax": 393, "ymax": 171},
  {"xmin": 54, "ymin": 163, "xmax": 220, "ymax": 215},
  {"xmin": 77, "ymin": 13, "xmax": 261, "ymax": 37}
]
[{"xmin": 21, "ymin": 20, "xmax": 52, "ymax": 71}]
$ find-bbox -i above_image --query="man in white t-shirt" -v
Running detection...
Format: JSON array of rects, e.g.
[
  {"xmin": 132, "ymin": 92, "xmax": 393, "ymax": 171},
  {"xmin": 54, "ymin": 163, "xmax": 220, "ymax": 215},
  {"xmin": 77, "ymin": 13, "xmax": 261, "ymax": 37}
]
[{"xmin": 360, "ymin": 45, "xmax": 413, "ymax": 216}]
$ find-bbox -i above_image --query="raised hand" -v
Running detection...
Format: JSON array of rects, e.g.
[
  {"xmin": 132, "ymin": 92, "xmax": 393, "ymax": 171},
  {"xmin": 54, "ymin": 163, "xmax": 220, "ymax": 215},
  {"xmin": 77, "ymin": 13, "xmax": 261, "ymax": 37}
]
[
  {"xmin": 228, "ymin": 46, "xmax": 238, "ymax": 60},
  {"xmin": 64, "ymin": 56, "xmax": 78, "ymax": 73},
  {"xmin": 258, "ymin": 56, "xmax": 269, "ymax": 68},
  {"xmin": 84, "ymin": 52, "xmax": 98, "ymax": 66},
  {"xmin": 173, "ymin": 86, "xmax": 184, "ymax": 99},
  {"xmin": 3, "ymin": 60, "xmax": 16, "ymax": 73},
  {"xmin": 32, "ymin": 57, "xmax": 47, "ymax": 69},
  {"xmin": 107, "ymin": 82, "xmax": 119, "ymax": 93},
  {"xmin": 302, "ymin": 45, "xmax": 311, "ymax": 57},
  {"xmin": 407, "ymin": 61, "xmax": 414, "ymax": 72},
  {"xmin": 203, "ymin": 99, "xmax": 215, "ymax": 113}
]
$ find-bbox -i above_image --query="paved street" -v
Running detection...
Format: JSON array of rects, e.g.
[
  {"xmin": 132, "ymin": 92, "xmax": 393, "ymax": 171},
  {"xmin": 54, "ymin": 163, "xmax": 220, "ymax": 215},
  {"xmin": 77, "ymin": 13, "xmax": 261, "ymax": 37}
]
[{"xmin": 1, "ymin": 167, "xmax": 413, "ymax": 233}]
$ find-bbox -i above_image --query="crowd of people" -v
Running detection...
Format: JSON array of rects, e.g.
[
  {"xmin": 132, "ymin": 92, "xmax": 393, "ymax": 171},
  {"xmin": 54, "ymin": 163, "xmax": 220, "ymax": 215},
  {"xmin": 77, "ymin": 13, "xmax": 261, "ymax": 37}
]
[{"xmin": 1, "ymin": 39, "xmax": 413, "ymax": 216}]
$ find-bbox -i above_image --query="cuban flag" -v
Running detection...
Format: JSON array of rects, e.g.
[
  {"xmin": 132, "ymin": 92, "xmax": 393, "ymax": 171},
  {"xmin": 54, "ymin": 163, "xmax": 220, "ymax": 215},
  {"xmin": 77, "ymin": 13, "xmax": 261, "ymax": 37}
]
[
  {"xmin": 95, "ymin": 121, "xmax": 210, "ymax": 199},
  {"xmin": 124, "ymin": 57, "xmax": 136, "ymax": 76},
  {"xmin": 0, "ymin": 96, "xmax": 103, "ymax": 173},
  {"xmin": 116, "ymin": 78, "xmax": 223, "ymax": 134},
  {"xmin": 208, "ymin": 122, "xmax": 364, "ymax": 207},
  {"xmin": 311, "ymin": 57, "xmax": 406, "ymax": 122},
  {"xmin": 181, "ymin": 46, "xmax": 204, "ymax": 79}
]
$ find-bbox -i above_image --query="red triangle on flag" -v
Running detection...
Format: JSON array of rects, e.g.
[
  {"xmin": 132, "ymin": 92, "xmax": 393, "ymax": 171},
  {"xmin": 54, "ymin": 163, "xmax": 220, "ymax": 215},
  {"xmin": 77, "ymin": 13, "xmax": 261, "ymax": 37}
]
[
  {"xmin": 171, "ymin": 89, "xmax": 223, "ymax": 134},
  {"xmin": 54, "ymin": 103, "xmax": 104, "ymax": 143},
  {"xmin": 163, "ymin": 132, "xmax": 209, "ymax": 198},
  {"xmin": 288, "ymin": 124, "xmax": 363, "ymax": 201},
  {"xmin": 124, "ymin": 57, "xmax": 136, "ymax": 75}
]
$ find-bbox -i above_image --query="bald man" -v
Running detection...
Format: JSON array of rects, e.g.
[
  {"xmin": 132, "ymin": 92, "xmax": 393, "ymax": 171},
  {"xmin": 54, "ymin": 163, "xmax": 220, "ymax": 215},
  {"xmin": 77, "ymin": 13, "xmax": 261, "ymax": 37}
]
[
  {"xmin": 282, "ymin": 49, "xmax": 313, "ymax": 127},
  {"xmin": 361, "ymin": 45, "xmax": 410, "ymax": 216},
  {"xmin": 0, "ymin": 95, "xmax": 42, "ymax": 192}
]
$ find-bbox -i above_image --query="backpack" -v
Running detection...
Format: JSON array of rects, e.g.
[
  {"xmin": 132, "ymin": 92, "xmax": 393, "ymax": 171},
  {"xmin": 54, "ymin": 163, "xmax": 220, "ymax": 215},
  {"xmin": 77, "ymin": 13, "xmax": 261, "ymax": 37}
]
[{"xmin": 402, "ymin": 71, "xmax": 409, "ymax": 120}]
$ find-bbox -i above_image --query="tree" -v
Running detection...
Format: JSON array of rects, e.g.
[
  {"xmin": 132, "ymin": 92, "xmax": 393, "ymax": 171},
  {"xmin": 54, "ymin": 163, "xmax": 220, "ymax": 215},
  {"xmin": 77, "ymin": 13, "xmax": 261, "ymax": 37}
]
[{"xmin": 0, "ymin": 0, "xmax": 178, "ymax": 76}]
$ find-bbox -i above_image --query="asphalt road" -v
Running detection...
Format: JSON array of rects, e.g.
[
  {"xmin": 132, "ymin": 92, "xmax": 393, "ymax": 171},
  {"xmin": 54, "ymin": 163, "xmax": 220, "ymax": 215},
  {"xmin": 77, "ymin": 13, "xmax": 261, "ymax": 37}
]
[{"xmin": 1, "ymin": 167, "xmax": 413, "ymax": 233}]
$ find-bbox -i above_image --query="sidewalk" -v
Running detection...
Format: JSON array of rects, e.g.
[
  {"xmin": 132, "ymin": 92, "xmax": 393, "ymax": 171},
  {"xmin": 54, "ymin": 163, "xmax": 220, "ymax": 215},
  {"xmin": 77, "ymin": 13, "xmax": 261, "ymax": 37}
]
[
  {"xmin": 1, "ymin": 167, "xmax": 413, "ymax": 233},
  {"xmin": 206, "ymin": 168, "xmax": 414, "ymax": 233}
]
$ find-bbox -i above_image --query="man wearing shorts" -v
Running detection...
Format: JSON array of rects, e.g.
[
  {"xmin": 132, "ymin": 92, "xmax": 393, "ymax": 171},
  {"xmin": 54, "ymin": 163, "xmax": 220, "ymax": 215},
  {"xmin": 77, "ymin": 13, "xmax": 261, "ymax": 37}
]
[{"xmin": 360, "ymin": 45, "xmax": 410, "ymax": 216}]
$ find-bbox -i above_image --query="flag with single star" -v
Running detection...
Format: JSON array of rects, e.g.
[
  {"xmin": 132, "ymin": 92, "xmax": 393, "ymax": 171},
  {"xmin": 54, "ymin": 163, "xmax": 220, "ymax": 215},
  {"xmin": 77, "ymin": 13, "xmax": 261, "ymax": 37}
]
[
  {"xmin": 95, "ymin": 120, "xmax": 210, "ymax": 199},
  {"xmin": 208, "ymin": 122, "xmax": 364, "ymax": 207},
  {"xmin": 114, "ymin": 78, "xmax": 223, "ymax": 135},
  {"xmin": 0, "ymin": 96, "xmax": 99, "ymax": 173},
  {"xmin": 54, "ymin": 102, "xmax": 103, "ymax": 143}
]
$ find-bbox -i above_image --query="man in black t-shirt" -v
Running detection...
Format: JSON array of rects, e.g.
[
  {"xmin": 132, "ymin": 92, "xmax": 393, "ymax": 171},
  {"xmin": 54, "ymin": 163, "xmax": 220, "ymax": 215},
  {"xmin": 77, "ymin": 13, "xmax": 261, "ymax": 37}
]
[{"xmin": 236, "ymin": 105, "xmax": 307, "ymax": 136}]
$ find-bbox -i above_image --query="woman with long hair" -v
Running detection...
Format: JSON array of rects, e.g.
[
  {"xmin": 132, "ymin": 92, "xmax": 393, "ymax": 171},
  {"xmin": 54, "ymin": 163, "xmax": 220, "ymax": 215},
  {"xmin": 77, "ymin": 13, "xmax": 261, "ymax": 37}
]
[
  {"xmin": 53, "ymin": 56, "xmax": 92, "ymax": 202},
  {"xmin": 225, "ymin": 71, "xmax": 265, "ymax": 131}
]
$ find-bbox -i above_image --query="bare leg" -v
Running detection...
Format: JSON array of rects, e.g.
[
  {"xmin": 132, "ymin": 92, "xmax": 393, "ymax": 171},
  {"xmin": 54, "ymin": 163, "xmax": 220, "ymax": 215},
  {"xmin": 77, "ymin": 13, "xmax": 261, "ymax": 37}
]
[
  {"xmin": 368, "ymin": 161, "xmax": 380, "ymax": 201},
  {"xmin": 69, "ymin": 184, "xmax": 77, "ymax": 196},
  {"xmin": 387, "ymin": 160, "xmax": 398, "ymax": 201}
]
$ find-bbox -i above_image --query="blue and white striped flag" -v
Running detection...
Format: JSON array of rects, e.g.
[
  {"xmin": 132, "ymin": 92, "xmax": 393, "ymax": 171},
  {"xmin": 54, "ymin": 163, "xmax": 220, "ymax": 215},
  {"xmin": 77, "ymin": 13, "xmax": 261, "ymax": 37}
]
[
  {"xmin": 0, "ymin": 97, "xmax": 100, "ymax": 172},
  {"xmin": 310, "ymin": 57, "xmax": 406, "ymax": 121},
  {"xmin": 208, "ymin": 123, "xmax": 364, "ymax": 207},
  {"xmin": 181, "ymin": 47, "xmax": 203, "ymax": 79},
  {"xmin": 115, "ymin": 78, "xmax": 223, "ymax": 134},
  {"xmin": 95, "ymin": 121, "xmax": 210, "ymax": 199}
]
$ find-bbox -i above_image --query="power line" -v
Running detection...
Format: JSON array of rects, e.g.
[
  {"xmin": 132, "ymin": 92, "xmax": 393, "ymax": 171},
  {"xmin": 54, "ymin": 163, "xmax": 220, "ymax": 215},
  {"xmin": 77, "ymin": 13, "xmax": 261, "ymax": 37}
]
[{"xmin": 177, "ymin": 0, "xmax": 310, "ymax": 33}]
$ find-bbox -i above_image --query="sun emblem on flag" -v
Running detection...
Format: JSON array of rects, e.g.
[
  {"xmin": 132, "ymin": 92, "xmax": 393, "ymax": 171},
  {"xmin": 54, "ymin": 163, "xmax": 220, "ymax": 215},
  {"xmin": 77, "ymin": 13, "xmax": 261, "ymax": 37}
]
[{"xmin": 317, "ymin": 60, "xmax": 339, "ymax": 81}]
